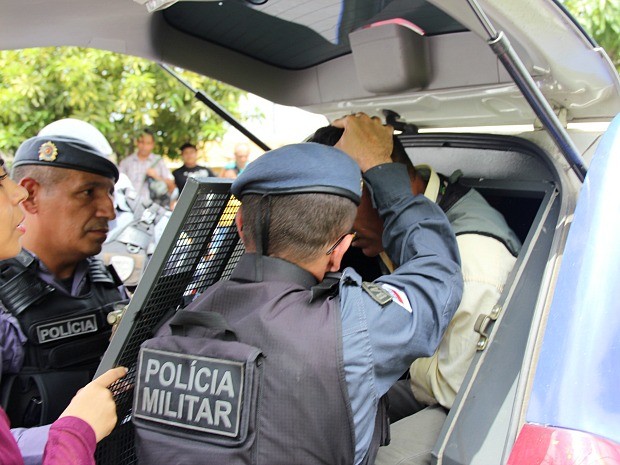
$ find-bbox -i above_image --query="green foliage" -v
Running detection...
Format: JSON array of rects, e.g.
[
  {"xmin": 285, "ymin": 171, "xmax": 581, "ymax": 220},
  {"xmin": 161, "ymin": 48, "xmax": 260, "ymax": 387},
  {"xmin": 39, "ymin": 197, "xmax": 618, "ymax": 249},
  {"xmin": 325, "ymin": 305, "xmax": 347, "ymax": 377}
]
[
  {"xmin": 0, "ymin": 47, "xmax": 250, "ymax": 160},
  {"xmin": 562, "ymin": 0, "xmax": 620, "ymax": 70}
]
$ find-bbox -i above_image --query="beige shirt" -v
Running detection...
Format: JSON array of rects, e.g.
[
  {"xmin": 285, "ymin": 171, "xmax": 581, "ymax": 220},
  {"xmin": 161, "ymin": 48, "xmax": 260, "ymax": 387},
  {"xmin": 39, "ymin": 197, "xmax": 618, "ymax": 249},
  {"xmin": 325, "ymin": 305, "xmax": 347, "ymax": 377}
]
[
  {"xmin": 408, "ymin": 167, "xmax": 517, "ymax": 409},
  {"xmin": 409, "ymin": 234, "xmax": 516, "ymax": 408}
]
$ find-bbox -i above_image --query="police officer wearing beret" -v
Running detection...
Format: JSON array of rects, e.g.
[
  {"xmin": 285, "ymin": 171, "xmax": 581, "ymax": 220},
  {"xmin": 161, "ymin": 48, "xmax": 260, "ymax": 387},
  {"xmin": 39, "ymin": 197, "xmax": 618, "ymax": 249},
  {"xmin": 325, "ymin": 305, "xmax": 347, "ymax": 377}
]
[
  {"xmin": 0, "ymin": 136, "xmax": 128, "ymax": 456},
  {"xmin": 134, "ymin": 114, "xmax": 463, "ymax": 465}
]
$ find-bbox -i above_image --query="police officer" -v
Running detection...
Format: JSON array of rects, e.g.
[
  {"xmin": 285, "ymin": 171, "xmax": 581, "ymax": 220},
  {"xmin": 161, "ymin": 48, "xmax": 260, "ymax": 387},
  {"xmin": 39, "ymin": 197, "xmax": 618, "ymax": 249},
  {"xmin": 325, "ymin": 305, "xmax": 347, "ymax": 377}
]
[
  {"xmin": 0, "ymin": 135, "xmax": 128, "ymax": 435},
  {"xmin": 37, "ymin": 118, "xmax": 171, "ymax": 289},
  {"xmin": 133, "ymin": 114, "xmax": 463, "ymax": 465}
]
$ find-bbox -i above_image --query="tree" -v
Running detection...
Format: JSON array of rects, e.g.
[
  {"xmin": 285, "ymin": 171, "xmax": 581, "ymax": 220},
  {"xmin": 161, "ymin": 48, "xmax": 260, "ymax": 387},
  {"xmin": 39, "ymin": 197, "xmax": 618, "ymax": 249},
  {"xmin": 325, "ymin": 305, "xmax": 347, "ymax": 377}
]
[
  {"xmin": 562, "ymin": 0, "xmax": 620, "ymax": 70},
  {"xmin": 0, "ymin": 47, "xmax": 255, "ymax": 160}
]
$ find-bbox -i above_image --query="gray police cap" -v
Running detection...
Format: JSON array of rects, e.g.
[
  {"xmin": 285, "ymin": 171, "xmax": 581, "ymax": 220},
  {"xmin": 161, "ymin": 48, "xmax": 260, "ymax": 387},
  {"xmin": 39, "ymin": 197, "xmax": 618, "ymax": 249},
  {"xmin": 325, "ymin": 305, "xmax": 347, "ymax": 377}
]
[
  {"xmin": 231, "ymin": 143, "xmax": 362, "ymax": 205},
  {"xmin": 13, "ymin": 135, "xmax": 119, "ymax": 182}
]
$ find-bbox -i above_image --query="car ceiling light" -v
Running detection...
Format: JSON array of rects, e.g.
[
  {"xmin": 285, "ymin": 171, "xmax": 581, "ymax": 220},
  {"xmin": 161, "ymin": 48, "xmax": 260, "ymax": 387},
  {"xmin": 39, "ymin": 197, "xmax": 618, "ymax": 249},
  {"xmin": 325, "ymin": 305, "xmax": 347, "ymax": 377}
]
[
  {"xmin": 134, "ymin": 0, "xmax": 227, "ymax": 13},
  {"xmin": 133, "ymin": 0, "xmax": 180, "ymax": 13}
]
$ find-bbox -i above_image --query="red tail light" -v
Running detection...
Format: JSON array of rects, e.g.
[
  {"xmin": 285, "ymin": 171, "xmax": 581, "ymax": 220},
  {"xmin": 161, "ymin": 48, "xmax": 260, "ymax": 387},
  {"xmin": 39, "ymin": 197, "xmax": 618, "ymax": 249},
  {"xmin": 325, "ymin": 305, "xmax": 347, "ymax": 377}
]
[{"xmin": 508, "ymin": 424, "xmax": 620, "ymax": 464}]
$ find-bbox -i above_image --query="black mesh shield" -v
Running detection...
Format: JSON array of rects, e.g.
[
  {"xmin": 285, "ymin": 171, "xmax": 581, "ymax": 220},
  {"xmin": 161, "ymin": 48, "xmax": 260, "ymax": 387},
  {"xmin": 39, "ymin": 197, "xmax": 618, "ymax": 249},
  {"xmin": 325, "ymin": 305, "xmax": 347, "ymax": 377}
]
[{"xmin": 93, "ymin": 177, "xmax": 244, "ymax": 465}]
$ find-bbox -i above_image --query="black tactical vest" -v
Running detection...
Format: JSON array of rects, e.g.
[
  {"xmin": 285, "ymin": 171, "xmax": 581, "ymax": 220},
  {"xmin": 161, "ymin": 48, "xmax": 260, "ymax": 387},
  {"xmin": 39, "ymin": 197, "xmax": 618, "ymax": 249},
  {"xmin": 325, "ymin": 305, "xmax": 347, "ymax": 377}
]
[
  {"xmin": 134, "ymin": 254, "xmax": 358, "ymax": 465},
  {"xmin": 0, "ymin": 250, "xmax": 126, "ymax": 426}
]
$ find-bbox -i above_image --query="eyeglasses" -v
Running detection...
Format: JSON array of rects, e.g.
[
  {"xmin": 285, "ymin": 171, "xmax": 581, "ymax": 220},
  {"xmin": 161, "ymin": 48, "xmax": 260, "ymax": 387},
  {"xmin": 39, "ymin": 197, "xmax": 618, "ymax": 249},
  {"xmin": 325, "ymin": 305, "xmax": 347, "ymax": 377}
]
[{"xmin": 326, "ymin": 231, "xmax": 357, "ymax": 255}]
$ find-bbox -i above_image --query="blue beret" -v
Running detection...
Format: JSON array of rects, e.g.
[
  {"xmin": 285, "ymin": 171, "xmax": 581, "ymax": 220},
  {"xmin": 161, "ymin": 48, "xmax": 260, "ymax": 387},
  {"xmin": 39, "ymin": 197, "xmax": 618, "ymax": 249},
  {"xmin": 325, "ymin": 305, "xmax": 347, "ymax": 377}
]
[
  {"xmin": 13, "ymin": 135, "xmax": 119, "ymax": 182},
  {"xmin": 231, "ymin": 143, "xmax": 362, "ymax": 205}
]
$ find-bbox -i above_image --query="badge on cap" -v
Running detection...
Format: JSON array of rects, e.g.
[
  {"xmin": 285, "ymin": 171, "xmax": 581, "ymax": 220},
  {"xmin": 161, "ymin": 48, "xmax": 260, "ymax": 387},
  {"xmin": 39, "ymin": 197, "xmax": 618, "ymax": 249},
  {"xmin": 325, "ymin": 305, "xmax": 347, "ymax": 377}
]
[{"xmin": 38, "ymin": 141, "xmax": 58, "ymax": 162}]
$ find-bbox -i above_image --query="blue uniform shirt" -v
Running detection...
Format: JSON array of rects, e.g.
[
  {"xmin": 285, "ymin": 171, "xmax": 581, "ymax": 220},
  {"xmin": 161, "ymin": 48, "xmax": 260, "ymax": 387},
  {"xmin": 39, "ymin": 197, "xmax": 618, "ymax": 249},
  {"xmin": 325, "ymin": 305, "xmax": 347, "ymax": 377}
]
[{"xmin": 338, "ymin": 163, "xmax": 462, "ymax": 464}]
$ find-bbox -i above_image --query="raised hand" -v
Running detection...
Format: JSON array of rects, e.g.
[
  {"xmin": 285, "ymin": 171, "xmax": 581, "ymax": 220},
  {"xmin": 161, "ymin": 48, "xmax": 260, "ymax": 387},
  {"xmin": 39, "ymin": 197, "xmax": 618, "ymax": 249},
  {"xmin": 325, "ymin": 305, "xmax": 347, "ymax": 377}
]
[{"xmin": 332, "ymin": 113, "xmax": 394, "ymax": 172}]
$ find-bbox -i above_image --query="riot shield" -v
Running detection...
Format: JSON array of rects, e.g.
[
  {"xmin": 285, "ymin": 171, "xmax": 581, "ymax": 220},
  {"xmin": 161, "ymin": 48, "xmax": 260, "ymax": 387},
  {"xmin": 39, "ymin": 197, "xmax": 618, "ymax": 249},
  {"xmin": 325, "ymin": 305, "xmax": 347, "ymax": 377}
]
[{"xmin": 94, "ymin": 177, "xmax": 244, "ymax": 465}]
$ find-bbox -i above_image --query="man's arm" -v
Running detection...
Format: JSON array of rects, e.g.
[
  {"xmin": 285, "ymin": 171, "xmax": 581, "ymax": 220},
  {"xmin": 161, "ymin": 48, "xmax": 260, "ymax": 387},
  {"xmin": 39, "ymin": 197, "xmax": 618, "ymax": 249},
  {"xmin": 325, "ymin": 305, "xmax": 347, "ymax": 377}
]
[
  {"xmin": 334, "ymin": 114, "xmax": 463, "ymax": 395},
  {"xmin": 172, "ymin": 168, "xmax": 184, "ymax": 192},
  {"xmin": 146, "ymin": 160, "xmax": 176, "ymax": 194},
  {"xmin": 365, "ymin": 164, "xmax": 462, "ymax": 389}
]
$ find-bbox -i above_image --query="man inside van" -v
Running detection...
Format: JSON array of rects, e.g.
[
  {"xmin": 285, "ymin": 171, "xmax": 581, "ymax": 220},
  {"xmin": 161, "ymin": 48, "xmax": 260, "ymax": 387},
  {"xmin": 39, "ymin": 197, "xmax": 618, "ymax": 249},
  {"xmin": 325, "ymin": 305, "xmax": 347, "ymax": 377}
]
[{"xmin": 309, "ymin": 124, "xmax": 521, "ymax": 465}]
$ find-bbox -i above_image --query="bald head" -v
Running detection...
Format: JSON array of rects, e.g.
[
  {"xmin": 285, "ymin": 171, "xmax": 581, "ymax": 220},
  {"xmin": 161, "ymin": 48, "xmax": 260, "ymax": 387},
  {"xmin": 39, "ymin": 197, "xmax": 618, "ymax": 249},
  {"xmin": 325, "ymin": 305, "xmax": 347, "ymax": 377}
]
[{"xmin": 233, "ymin": 143, "xmax": 250, "ymax": 169}]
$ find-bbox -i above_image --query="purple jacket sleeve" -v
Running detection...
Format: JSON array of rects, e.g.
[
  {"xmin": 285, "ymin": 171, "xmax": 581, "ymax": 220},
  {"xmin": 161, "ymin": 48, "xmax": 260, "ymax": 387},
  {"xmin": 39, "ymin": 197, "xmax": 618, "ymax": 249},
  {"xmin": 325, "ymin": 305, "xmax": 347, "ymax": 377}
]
[
  {"xmin": 42, "ymin": 417, "xmax": 96, "ymax": 465},
  {"xmin": 11, "ymin": 425, "xmax": 51, "ymax": 465},
  {"xmin": 1, "ymin": 407, "xmax": 24, "ymax": 465},
  {"xmin": 0, "ymin": 308, "xmax": 27, "ymax": 376}
]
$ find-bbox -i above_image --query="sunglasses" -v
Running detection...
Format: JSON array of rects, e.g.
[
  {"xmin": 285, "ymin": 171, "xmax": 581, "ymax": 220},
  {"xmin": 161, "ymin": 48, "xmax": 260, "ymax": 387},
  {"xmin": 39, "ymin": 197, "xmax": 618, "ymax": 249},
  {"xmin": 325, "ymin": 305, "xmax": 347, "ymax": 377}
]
[{"xmin": 326, "ymin": 231, "xmax": 357, "ymax": 255}]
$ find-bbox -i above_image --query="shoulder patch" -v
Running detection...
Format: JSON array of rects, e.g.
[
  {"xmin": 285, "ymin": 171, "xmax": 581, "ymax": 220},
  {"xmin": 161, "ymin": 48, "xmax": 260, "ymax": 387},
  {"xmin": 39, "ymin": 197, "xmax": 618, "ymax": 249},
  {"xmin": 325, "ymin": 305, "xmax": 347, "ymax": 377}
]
[
  {"xmin": 362, "ymin": 281, "xmax": 392, "ymax": 306},
  {"xmin": 380, "ymin": 283, "xmax": 413, "ymax": 313}
]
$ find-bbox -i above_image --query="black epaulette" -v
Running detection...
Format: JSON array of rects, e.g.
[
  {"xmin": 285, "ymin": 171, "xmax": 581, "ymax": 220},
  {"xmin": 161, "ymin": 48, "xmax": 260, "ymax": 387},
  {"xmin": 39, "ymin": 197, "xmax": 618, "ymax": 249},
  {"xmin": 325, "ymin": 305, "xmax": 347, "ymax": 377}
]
[
  {"xmin": 0, "ymin": 252, "xmax": 55, "ymax": 316},
  {"xmin": 361, "ymin": 282, "xmax": 392, "ymax": 306},
  {"xmin": 87, "ymin": 257, "xmax": 119, "ymax": 287},
  {"xmin": 310, "ymin": 272, "xmax": 342, "ymax": 302}
]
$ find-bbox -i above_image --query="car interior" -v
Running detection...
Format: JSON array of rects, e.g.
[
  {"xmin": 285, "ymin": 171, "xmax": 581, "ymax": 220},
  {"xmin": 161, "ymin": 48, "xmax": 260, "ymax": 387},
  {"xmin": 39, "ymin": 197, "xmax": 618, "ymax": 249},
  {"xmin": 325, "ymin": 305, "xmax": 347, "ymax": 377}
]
[{"xmin": 399, "ymin": 132, "xmax": 559, "ymax": 463}]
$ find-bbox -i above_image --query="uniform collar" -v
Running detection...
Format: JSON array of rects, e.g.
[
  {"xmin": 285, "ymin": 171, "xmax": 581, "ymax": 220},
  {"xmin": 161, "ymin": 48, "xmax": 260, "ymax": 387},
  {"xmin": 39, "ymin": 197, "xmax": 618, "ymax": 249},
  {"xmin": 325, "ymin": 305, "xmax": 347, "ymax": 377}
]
[
  {"xmin": 231, "ymin": 253, "xmax": 318, "ymax": 289},
  {"xmin": 21, "ymin": 248, "xmax": 90, "ymax": 296}
]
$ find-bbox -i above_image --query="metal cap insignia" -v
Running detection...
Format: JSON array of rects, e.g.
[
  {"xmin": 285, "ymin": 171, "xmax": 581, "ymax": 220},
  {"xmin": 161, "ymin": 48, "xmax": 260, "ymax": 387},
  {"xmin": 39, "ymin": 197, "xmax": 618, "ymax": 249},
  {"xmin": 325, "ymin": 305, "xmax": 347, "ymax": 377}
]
[{"xmin": 38, "ymin": 141, "xmax": 58, "ymax": 162}]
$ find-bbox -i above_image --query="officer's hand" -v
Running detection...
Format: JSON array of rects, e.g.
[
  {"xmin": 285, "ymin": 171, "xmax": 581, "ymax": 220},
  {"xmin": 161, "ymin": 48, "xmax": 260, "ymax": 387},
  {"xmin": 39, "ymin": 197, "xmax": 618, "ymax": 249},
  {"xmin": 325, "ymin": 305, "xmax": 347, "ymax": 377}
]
[
  {"xmin": 332, "ymin": 113, "xmax": 393, "ymax": 172},
  {"xmin": 58, "ymin": 366, "xmax": 128, "ymax": 442}
]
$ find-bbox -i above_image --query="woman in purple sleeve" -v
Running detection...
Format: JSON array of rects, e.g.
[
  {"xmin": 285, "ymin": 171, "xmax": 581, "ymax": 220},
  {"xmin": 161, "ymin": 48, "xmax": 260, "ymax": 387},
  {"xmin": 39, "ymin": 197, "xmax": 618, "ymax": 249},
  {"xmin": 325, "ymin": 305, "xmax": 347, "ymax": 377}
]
[{"xmin": 0, "ymin": 156, "xmax": 127, "ymax": 465}]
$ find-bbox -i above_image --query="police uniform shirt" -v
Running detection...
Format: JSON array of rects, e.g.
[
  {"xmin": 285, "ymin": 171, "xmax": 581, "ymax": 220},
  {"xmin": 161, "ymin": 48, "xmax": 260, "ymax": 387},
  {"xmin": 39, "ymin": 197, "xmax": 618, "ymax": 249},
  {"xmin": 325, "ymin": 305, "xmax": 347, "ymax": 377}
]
[
  {"xmin": 20, "ymin": 249, "xmax": 119, "ymax": 298},
  {"xmin": 37, "ymin": 255, "xmax": 91, "ymax": 297},
  {"xmin": 216, "ymin": 162, "xmax": 443, "ymax": 465},
  {"xmin": 332, "ymin": 163, "xmax": 462, "ymax": 464}
]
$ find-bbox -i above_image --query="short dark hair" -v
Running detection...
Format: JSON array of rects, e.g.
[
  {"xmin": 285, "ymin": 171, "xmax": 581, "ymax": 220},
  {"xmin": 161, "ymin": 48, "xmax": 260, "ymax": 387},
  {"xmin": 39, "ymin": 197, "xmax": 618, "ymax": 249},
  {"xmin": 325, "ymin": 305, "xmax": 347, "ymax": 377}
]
[
  {"xmin": 180, "ymin": 143, "xmax": 197, "ymax": 152},
  {"xmin": 241, "ymin": 193, "xmax": 357, "ymax": 263},
  {"xmin": 307, "ymin": 125, "xmax": 343, "ymax": 146},
  {"xmin": 138, "ymin": 128, "xmax": 156, "ymax": 143}
]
